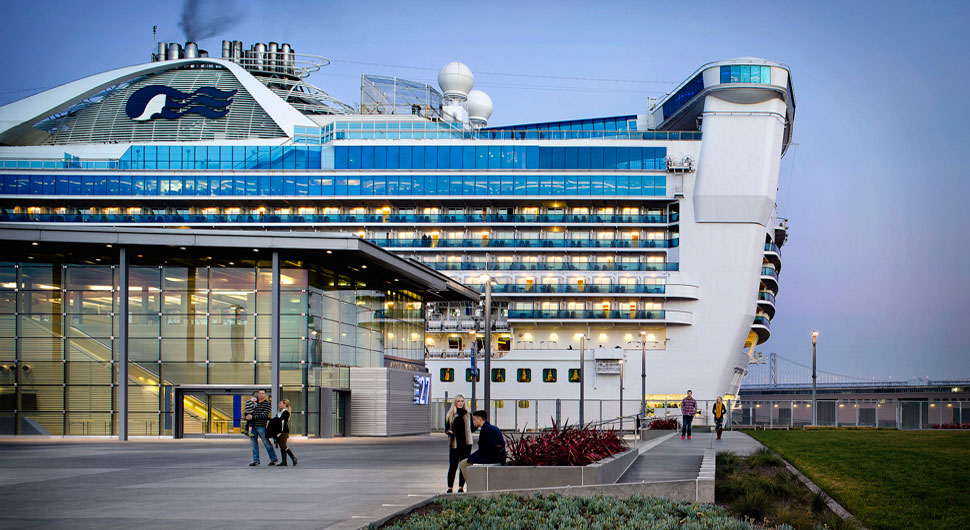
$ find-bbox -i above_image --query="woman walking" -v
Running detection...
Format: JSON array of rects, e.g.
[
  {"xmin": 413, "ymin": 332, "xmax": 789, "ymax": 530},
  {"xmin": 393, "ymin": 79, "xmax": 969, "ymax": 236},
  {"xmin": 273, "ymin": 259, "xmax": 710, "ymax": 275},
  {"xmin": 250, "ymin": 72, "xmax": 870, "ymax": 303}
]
[
  {"xmin": 274, "ymin": 399, "xmax": 298, "ymax": 466},
  {"xmin": 444, "ymin": 394, "xmax": 472, "ymax": 493},
  {"xmin": 712, "ymin": 396, "xmax": 727, "ymax": 440}
]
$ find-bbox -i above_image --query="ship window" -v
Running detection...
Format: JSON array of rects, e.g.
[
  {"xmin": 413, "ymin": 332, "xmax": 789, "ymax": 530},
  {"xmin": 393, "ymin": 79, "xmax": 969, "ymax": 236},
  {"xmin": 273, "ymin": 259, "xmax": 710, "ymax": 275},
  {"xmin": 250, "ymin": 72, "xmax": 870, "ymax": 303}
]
[
  {"xmin": 517, "ymin": 368, "xmax": 531, "ymax": 383},
  {"xmin": 440, "ymin": 368, "xmax": 454, "ymax": 382},
  {"xmin": 465, "ymin": 368, "xmax": 480, "ymax": 383},
  {"xmin": 568, "ymin": 369, "xmax": 582, "ymax": 383},
  {"xmin": 491, "ymin": 368, "xmax": 506, "ymax": 383},
  {"xmin": 542, "ymin": 369, "xmax": 557, "ymax": 383}
]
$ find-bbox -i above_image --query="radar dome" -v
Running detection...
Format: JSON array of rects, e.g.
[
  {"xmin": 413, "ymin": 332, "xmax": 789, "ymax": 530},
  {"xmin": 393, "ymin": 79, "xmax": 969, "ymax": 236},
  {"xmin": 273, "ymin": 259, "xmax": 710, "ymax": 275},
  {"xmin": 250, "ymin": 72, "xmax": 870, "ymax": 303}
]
[
  {"xmin": 466, "ymin": 89, "xmax": 493, "ymax": 127},
  {"xmin": 438, "ymin": 62, "xmax": 474, "ymax": 100}
]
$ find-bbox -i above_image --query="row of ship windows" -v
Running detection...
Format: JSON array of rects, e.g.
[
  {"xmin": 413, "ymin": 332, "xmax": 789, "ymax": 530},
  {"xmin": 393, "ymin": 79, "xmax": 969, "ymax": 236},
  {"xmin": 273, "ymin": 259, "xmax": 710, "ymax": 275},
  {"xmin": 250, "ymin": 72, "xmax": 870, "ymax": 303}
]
[
  {"xmin": 334, "ymin": 145, "xmax": 667, "ymax": 171},
  {"xmin": 440, "ymin": 367, "xmax": 580, "ymax": 384},
  {"xmin": 0, "ymin": 174, "xmax": 668, "ymax": 197}
]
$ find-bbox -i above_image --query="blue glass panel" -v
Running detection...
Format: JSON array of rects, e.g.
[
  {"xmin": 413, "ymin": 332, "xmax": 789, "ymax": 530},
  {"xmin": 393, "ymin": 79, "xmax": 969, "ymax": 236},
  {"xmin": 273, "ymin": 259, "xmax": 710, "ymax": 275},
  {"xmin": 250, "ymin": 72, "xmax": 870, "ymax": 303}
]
[
  {"xmin": 361, "ymin": 146, "xmax": 374, "ymax": 169},
  {"xmin": 525, "ymin": 146, "xmax": 539, "ymax": 169},
  {"xmin": 436, "ymin": 146, "xmax": 449, "ymax": 169},
  {"xmin": 552, "ymin": 147, "xmax": 565, "ymax": 169},
  {"xmin": 539, "ymin": 175, "xmax": 552, "ymax": 195},
  {"xmin": 320, "ymin": 176, "xmax": 334, "ymax": 195},
  {"xmin": 132, "ymin": 176, "xmax": 144, "ymax": 195},
  {"xmin": 564, "ymin": 147, "xmax": 578, "ymax": 169},
  {"xmin": 513, "ymin": 146, "xmax": 527, "ymax": 169},
  {"xmin": 603, "ymin": 175, "xmax": 616, "ymax": 195},
  {"xmin": 346, "ymin": 176, "xmax": 360, "ymax": 195},
  {"xmin": 348, "ymin": 146, "xmax": 361, "ymax": 169},
  {"xmin": 119, "ymin": 176, "xmax": 132, "ymax": 195},
  {"xmin": 412, "ymin": 145, "xmax": 424, "ymax": 168},
  {"xmin": 399, "ymin": 145, "xmax": 411, "ymax": 169},
  {"xmin": 474, "ymin": 146, "xmax": 487, "ymax": 169},
  {"xmin": 552, "ymin": 175, "xmax": 565, "ymax": 196},
  {"xmin": 539, "ymin": 147, "xmax": 552, "ymax": 169},
  {"xmin": 486, "ymin": 146, "xmax": 500, "ymax": 169},
  {"xmin": 411, "ymin": 175, "xmax": 423, "ymax": 195},
  {"xmin": 526, "ymin": 175, "xmax": 538, "ymax": 195},
  {"xmin": 577, "ymin": 175, "xmax": 590, "ymax": 195},
  {"xmin": 590, "ymin": 147, "xmax": 604, "ymax": 168},
  {"xmin": 627, "ymin": 175, "xmax": 640, "ymax": 194},
  {"xmin": 513, "ymin": 175, "xmax": 527, "ymax": 195},
  {"xmin": 208, "ymin": 176, "xmax": 219, "ymax": 195},
  {"xmin": 448, "ymin": 146, "xmax": 462, "ymax": 169},
  {"xmin": 375, "ymin": 145, "xmax": 388, "ymax": 169},
  {"xmin": 366, "ymin": 176, "xmax": 379, "ymax": 195},
  {"xmin": 282, "ymin": 175, "xmax": 295, "ymax": 195},
  {"xmin": 462, "ymin": 146, "xmax": 475, "ymax": 168},
  {"xmin": 196, "ymin": 175, "xmax": 207, "ymax": 195},
  {"xmin": 423, "ymin": 146, "xmax": 436, "ymax": 169},
  {"xmin": 603, "ymin": 147, "xmax": 616, "ymax": 169}
]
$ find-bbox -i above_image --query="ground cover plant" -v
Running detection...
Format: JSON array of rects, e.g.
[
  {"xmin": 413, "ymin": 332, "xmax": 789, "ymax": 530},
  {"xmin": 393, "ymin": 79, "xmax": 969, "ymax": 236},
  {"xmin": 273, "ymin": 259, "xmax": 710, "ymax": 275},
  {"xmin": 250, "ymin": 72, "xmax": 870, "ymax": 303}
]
[
  {"xmin": 379, "ymin": 493, "xmax": 792, "ymax": 529},
  {"xmin": 715, "ymin": 449, "xmax": 853, "ymax": 530},
  {"xmin": 505, "ymin": 424, "xmax": 627, "ymax": 466},
  {"xmin": 746, "ymin": 430, "xmax": 970, "ymax": 530}
]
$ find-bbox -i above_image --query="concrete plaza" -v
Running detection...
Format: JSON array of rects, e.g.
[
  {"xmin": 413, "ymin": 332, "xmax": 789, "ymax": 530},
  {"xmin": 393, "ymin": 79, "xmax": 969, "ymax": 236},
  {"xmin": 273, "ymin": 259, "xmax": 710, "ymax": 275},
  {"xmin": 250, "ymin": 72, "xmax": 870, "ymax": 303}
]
[{"xmin": 0, "ymin": 435, "xmax": 450, "ymax": 530}]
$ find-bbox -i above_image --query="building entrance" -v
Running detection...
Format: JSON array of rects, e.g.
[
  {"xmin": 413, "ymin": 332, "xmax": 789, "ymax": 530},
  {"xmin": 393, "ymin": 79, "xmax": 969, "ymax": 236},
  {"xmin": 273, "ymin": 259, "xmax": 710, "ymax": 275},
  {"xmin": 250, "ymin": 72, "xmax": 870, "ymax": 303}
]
[{"xmin": 173, "ymin": 385, "xmax": 270, "ymax": 439}]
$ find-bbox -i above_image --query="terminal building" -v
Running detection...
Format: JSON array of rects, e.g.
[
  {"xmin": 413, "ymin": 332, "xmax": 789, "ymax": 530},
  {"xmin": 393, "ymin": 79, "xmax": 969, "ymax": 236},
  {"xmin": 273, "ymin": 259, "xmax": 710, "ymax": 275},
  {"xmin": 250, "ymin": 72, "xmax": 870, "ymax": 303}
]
[{"xmin": 1, "ymin": 38, "xmax": 795, "ymax": 435}]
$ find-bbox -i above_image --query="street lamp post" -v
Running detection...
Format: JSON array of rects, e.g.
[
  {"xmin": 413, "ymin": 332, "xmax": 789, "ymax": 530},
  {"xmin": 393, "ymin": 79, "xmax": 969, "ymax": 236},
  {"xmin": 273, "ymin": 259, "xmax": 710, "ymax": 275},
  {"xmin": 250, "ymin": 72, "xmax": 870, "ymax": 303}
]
[
  {"xmin": 639, "ymin": 331, "xmax": 647, "ymax": 423},
  {"xmin": 483, "ymin": 277, "xmax": 492, "ymax": 415},
  {"xmin": 579, "ymin": 334, "xmax": 586, "ymax": 426},
  {"xmin": 470, "ymin": 331, "xmax": 477, "ymax": 412},
  {"xmin": 812, "ymin": 330, "xmax": 818, "ymax": 426},
  {"xmin": 619, "ymin": 358, "xmax": 625, "ymax": 432}
]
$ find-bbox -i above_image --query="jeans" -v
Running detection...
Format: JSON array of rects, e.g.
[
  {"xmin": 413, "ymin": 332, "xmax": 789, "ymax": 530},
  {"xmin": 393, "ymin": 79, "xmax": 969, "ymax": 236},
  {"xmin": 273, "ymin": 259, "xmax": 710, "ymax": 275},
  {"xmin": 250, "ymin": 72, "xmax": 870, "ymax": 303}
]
[
  {"xmin": 249, "ymin": 426, "xmax": 277, "ymax": 463},
  {"xmin": 681, "ymin": 415, "xmax": 694, "ymax": 437}
]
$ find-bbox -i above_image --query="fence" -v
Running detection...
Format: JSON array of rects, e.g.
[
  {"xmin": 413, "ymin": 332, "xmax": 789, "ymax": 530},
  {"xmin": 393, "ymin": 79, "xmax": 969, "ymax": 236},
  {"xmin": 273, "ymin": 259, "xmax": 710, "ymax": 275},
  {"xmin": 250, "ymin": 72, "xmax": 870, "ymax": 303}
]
[{"xmin": 430, "ymin": 397, "xmax": 970, "ymax": 431}]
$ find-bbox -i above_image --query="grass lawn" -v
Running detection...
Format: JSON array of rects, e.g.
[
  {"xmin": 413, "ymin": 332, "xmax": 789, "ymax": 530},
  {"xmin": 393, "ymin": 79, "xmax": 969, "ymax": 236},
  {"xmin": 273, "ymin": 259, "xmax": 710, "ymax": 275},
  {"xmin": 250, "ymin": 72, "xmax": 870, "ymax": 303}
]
[{"xmin": 746, "ymin": 430, "xmax": 970, "ymax": 530}]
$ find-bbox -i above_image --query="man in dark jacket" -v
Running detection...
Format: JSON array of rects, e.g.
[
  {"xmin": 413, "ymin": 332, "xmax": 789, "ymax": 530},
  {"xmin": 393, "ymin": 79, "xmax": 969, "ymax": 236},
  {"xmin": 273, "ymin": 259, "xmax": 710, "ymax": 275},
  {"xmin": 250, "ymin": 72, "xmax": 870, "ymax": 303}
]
[
  {"xmin": 246, "ymin": 389, "xmax": 278, "ymax": 466},
  {"xmin": 459, "ymin": 411, "xmax": 506, "ymax": 480}
]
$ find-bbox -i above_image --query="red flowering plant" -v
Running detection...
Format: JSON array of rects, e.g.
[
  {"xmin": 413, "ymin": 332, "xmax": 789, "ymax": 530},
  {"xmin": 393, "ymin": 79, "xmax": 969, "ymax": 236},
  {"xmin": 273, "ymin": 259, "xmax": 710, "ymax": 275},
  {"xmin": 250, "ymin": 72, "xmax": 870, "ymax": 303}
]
[
  {"xmin": 647, "ymin": 417, "xmax": 680, "ymax": 430},
  {"xmin": 930, "ymin": 423, "xmax": 970, "ymax": 429},
  {"xmin": 504, "ymin": 422, "xmax": 629, "ymax": 466}
]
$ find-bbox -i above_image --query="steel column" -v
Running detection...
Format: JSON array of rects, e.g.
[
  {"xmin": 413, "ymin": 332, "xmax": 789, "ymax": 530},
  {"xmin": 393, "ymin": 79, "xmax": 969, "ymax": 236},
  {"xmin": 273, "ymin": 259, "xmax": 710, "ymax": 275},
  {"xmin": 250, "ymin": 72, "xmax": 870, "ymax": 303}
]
[
  {"xmin": 483, "ymin": 280, "xmax": 491, "ymax": 414},
  {"xmin": 118, "ymin": 247, "xmax": 129, "ymax": 441},
  {"xmin": 271, "ymin": 251, "xmax": 280, "ymax": 412}
]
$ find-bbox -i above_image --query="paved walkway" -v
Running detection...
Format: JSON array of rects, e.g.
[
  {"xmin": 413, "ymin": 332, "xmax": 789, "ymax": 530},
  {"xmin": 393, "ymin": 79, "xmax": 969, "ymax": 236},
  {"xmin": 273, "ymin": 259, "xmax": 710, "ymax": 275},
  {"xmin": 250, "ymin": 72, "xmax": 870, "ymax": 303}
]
[
  {"xmin": 620, "ymin": 430, "xmax": 764, "ymax": 483},
  {"xmin": 0, "ymin": 435, "xmax": 453, "ymax": 530}
]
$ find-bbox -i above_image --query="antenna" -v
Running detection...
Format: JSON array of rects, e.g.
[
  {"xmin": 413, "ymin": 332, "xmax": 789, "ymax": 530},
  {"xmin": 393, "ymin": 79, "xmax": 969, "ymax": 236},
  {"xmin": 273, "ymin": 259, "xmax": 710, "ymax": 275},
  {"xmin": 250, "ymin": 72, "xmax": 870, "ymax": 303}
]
[{"xmin": 152, "ymin": 25, "xmax": 158, "ymax": 61}]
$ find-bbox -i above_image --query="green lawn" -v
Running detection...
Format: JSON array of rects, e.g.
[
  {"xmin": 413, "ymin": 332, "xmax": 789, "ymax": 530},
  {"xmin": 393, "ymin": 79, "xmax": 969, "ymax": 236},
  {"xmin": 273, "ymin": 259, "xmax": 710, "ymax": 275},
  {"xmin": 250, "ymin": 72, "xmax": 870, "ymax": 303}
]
[{"xmin": 745, "ymin": 430, "xmax": 970, "ymax": 530}]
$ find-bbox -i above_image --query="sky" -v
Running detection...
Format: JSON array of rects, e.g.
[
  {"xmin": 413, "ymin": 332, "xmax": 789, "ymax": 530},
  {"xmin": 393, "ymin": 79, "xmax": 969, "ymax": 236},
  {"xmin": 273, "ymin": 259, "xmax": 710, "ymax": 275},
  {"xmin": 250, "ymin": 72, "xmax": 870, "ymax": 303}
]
[{"xmin": 0, "ymin": 0, "xmax": 968, "ymax": 381}]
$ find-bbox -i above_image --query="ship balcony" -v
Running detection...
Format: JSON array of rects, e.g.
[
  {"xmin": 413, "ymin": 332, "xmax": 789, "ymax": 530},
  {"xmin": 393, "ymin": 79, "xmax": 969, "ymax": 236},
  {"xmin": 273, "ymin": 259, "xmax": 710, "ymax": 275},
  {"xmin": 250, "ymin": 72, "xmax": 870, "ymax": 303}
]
[
  {"xmin": 506, "ymin": 309, "xmax": 692, "ymax": 325},
  {"xmin": 0, "ymin": 212, "xmax": 678, "ymax": 225},
  {"xmin": 372, "ymin": 238, "xmax": 678, "ymax": 250},
  {"xmin": 774, "ymin": 218, "xmax": 788, "ymax": 247},
  {"xmin": 757, "ymin": 291, "xmax": 776, "ymax": 318},
  {"xmin": 491, "ymin": 283, "xmax": 699, "ymax": 299},
  {"xmin": 760, "ymin": 265, "xmax": 779, "ymax": 291},
  {"xmin": 431, "ymin": 262, "xmax": 679, "ymax": 272},
  {"xmin": 752, "ymin": 315, "xmax": 771, "ymax": 343},
  {"xmin": 763, "ymin": 242, "xmax": 782, "ymax": 271}
]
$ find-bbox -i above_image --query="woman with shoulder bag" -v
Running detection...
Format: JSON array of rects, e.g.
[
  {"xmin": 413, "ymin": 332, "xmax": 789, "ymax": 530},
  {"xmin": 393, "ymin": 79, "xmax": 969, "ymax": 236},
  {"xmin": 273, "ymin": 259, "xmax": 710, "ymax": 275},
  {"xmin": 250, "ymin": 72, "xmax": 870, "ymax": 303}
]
[
  {"xmin": 273, "ymin": 399, "xmax": 297, "ymax": 466},
  {"xmin": 444, "ymin": 394, "xmax": 472, "ymax": 493}
]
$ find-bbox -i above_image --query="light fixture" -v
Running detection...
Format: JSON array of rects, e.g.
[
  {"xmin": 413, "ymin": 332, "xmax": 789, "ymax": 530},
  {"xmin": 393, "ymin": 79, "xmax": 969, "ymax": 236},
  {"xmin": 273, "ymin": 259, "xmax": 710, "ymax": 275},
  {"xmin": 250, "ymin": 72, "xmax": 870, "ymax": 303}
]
[
  {"xmin": 253, "ymin": 248, "xmax": 259, "ymax": 252},
  {"xmin": 106, "ymin": 244, "xmax": 113, "ymax": 248},
  {"xmin": 326, "ymin": 250, "xmax": 332, "ymax": 254},
  {"xmin": 31, "ymin": 242, "xmax": 38, "ymax": 246},
  {"xmin": 180, "ymin": 246, "xmax": 186, "ymax": 250},
  {"xmin": 361, "ymin": 265, "xmax": 367, "ymax": 269}
]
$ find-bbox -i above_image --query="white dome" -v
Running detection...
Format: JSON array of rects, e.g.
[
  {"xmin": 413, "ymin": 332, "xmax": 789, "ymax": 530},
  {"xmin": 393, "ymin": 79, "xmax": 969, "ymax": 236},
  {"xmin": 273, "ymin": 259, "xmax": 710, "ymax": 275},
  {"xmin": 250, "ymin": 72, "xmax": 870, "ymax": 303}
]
[
  {"xmin": 465, "ymin": 89, "xmax": 493, "ymax": 123},
  {"xmin": 438, "ymin": 62, "xmax": 474, "ymax": 99}
]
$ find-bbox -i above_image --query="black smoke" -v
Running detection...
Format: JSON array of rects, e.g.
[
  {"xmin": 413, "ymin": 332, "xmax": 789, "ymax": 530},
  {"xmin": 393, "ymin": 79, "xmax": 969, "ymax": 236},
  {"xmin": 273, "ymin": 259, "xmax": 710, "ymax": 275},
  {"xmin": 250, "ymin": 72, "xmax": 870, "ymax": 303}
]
[{"xmin": 177, "ymin": 0, "xmax": 246, "ymax": 42}]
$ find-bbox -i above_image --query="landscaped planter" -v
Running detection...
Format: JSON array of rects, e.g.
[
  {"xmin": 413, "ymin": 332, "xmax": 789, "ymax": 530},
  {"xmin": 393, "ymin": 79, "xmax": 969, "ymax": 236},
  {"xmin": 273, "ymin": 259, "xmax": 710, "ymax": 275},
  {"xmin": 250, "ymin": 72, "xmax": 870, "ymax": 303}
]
[{"xmin": 463, "ymin": 447, "xmax": 639, "ymax": 492}]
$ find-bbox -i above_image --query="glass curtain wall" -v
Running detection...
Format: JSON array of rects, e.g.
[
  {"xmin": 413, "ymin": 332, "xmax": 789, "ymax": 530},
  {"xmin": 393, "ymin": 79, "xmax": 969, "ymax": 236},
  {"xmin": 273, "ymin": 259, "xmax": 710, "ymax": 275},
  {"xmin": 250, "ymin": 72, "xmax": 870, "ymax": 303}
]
[{"xmin": 0, "ymin": 259, "xmax": 424, "ymax": 437}]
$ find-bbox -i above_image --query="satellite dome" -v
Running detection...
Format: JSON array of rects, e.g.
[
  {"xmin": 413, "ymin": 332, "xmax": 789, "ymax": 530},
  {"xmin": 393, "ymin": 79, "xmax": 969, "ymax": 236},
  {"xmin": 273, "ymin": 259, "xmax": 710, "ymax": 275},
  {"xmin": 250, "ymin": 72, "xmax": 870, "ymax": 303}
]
[
  {"xmin": 438, "ymin": 62, "xmax": 474, "ymax": 100},
  {"xmin": 465, "ymin": 89, "xmax": 493, "ymax": 125}
]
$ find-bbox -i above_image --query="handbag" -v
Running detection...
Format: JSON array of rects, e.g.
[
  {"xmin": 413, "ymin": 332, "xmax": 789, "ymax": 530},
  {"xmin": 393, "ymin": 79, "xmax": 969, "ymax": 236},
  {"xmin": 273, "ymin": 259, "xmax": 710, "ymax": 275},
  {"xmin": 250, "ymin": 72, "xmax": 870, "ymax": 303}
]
[{"xmin": 266, "ymin": 416, "xmax": 283, "ymax": 439}]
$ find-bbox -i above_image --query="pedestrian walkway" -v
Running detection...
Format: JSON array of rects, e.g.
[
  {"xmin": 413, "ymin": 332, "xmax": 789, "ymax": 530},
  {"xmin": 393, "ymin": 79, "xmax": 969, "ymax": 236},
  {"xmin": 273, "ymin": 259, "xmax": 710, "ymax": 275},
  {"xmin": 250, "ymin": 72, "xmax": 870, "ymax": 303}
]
[
  {"xmin": 619, "ymin": 430, "xmax": 764, "ymax": 483},
  {"xmin": 0, "ymin": 435, "xmax": 451, "ymax": 530}
]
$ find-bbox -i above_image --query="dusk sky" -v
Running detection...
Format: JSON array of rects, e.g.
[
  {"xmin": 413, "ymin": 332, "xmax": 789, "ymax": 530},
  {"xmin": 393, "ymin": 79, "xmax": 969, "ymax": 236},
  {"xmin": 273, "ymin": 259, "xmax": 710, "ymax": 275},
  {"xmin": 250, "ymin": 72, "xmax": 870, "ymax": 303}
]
[{"xmin": 1, "ymin": 0, "xmax": 967, "ymax": 381}]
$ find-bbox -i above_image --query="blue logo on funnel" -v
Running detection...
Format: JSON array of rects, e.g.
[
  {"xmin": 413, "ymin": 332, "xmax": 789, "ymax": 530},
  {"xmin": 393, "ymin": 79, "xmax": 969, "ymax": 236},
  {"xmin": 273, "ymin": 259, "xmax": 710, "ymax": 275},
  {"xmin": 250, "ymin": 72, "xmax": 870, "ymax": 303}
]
[{"xmin": 125, "ymin": 85, "xmax": 237, "ymax": 121}]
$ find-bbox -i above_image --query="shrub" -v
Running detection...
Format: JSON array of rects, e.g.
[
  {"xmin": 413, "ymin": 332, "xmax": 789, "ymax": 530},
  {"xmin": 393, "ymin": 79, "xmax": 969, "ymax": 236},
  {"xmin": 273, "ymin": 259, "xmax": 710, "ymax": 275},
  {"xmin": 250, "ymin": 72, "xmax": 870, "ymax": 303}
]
[
  {"xmin": 930, "ymin": 422, "xmax": 970, "ymax": 429},
  {"xmin": 732, "ymin": 490, "xmax": 774, "ymax": 520},
  {"xmin": 810, "ymin": 489, "xmax": 828, "ymax": 517},
  {"xmin": 648, "ymin": 417, "xmax": 679, "ymax": 430},
  {"xmin": 504, "ymin": 423, "xmax": 628, "ymax": 466},
  {"xmin": 716, "ymin": 472, "xmax": 745, "ymax": 502},
  {"xmin": 717, "ymin": 451, "xmax": 742, "ymax": 476},
  {"xmin": 746, "ymin": 447, "xmax": 784, "ymax": 468}
]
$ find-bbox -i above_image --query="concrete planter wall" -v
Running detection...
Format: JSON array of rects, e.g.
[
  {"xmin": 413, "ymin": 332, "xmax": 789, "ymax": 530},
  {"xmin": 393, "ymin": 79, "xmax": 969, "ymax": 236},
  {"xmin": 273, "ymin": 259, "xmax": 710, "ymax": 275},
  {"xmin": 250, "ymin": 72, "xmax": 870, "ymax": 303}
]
[{"xmin": 464, "ymin": 447, "xmax": 639, "ymax": 492}]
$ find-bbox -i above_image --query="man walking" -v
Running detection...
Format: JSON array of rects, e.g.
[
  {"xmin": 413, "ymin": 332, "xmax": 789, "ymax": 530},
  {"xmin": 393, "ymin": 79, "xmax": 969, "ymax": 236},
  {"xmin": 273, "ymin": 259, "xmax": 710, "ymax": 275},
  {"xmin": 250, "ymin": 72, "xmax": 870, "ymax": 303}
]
[
  {"xmin": 458, "ymin": 411, "xmax": 506, "ymax": 481},
  {"xmin": 246, "ymin": 389, "xmax": 278, "ymax": 466},
  {"xmin": 681, "ymin": 389, "xmax": 697, "ymax": 440}
]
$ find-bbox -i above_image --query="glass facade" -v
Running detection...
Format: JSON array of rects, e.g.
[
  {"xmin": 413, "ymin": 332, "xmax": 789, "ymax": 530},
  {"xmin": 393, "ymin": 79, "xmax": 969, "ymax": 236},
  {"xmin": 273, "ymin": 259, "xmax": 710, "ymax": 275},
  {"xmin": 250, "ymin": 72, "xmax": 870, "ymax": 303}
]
[
  {"xmin": 662, "ymin": 73, "xmax": 704, "ymax": 119},
  {"xmin": 334, "ymin": 145, "xmax": 666, "ymax": 171},
  {"xmin": 720, "ymin": 65, "xmax": 772, "ymax": 84},
  {"xmin": 0, "ymin": 259, "xmax": 424, "ymax": 436}
]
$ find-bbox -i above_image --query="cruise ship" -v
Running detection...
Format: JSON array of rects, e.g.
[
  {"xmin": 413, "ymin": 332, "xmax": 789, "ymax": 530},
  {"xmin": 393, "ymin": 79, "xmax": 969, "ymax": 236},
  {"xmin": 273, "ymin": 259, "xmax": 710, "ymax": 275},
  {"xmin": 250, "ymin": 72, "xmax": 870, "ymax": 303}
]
[{"xmin": 0, "ymin": 38, "xmax": 794, "ymax": 433}]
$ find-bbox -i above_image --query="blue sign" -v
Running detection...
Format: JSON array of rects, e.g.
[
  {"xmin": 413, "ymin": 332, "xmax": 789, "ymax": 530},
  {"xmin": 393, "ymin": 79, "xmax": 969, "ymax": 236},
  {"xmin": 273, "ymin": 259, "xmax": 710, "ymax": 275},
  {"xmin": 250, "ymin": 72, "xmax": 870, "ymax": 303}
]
[
  {"xmin": 413, "ymin": 375, "xmax": 431, "ymax": 405},
  {"xmin": 125, "ymin": 85, "xmax": 237, "ymax": 121}
]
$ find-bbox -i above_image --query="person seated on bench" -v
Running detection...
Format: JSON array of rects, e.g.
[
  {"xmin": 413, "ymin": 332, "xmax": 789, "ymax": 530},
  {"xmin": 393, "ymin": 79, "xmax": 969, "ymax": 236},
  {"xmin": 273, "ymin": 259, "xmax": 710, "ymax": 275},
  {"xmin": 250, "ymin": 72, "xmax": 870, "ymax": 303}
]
[{"xmin": 458, "ymin": 410, "xmax": 506, "ymax": 479}]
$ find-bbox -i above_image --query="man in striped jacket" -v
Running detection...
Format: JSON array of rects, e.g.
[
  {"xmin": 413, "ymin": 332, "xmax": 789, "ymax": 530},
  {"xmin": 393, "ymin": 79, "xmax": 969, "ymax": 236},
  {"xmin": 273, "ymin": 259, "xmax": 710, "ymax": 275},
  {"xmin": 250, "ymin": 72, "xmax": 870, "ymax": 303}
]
[
  {"xmin": 247, "ymin": 389, "xmax": 278, "ymax": 466},
  {"xmin": 681, "ymin": 390, "xmax": 697, "ymax": 440}
]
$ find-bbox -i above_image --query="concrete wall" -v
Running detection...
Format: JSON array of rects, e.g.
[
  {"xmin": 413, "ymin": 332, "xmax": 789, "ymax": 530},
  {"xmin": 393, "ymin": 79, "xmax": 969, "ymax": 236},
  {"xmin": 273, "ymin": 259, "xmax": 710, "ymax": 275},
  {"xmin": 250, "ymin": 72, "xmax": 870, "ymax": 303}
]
[{"xmin": 464, "ymin": 447, "xmax": 639, "ymax": 492}]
